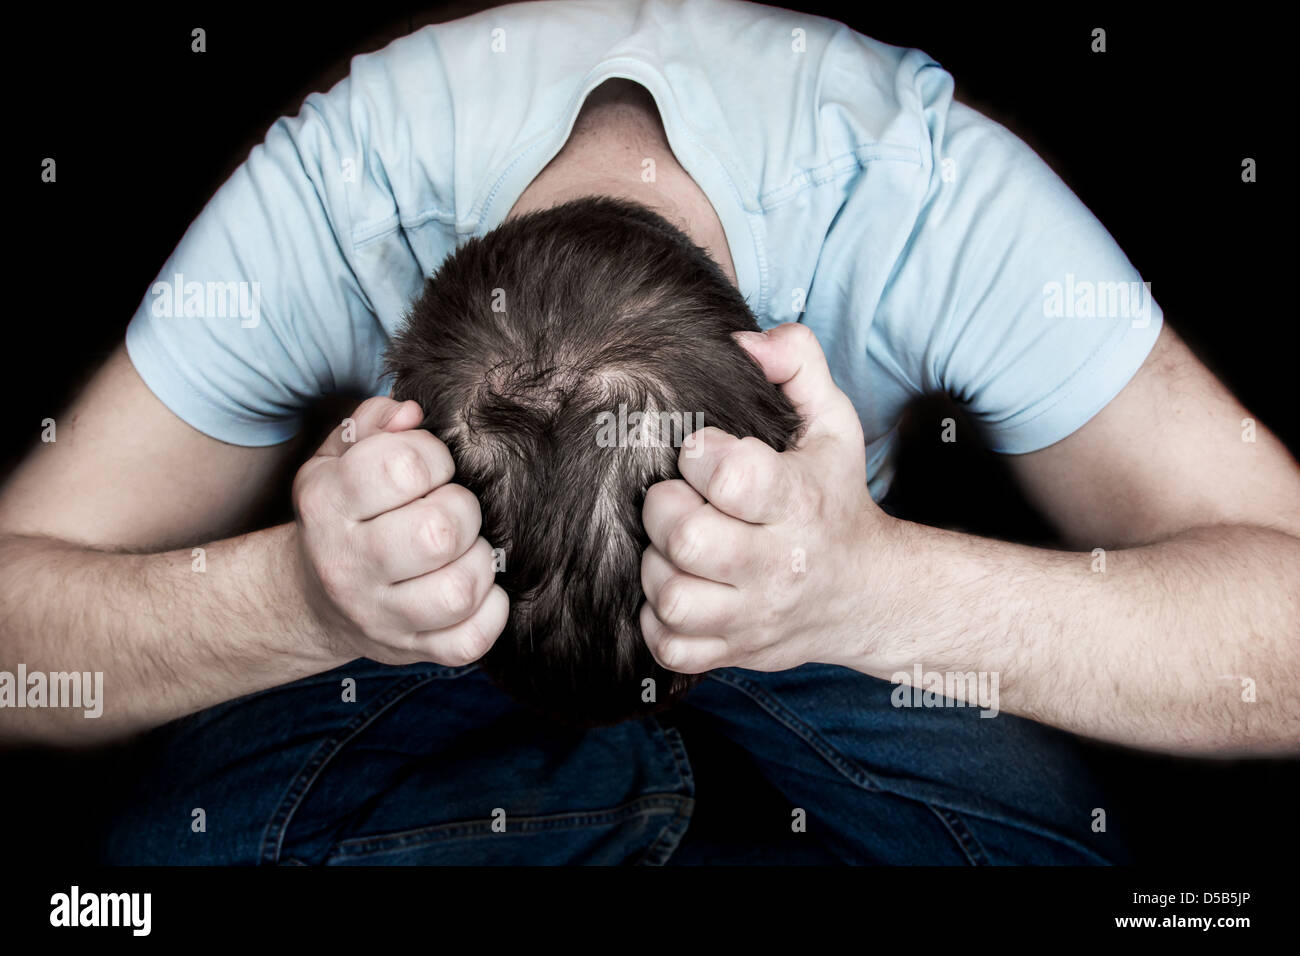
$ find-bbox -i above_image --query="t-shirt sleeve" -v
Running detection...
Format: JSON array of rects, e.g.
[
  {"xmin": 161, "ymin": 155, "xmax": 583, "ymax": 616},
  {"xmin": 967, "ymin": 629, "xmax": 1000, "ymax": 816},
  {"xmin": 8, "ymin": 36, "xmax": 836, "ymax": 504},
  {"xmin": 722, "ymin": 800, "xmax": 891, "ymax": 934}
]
[
  {"xmin": 872, "ymin": 63, "xmax": 1163, "ymax": 454},
  {"xmin": 124, "ymin": 75, "xmax": 388, "ymax": 446}
]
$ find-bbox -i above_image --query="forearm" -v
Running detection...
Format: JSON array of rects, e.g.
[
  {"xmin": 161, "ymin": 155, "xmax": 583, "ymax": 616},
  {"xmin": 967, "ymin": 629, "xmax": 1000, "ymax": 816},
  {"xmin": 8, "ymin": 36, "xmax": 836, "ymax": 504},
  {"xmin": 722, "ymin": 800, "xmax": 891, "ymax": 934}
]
[
  {"xmin": 0, "ymin": 523, "xmax": 347, "ymax": 747},
  {"xmin": 849, "ymin": 520, "xmax": 1300, "ymax": 755}
]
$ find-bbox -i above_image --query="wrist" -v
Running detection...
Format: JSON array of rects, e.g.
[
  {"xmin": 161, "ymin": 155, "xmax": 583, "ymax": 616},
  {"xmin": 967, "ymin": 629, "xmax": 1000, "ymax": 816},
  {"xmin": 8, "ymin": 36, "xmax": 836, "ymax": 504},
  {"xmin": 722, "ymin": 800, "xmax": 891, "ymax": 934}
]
[
  {"xmin": 277, "ymin": 523, "xmax": 354, "ymax": 670},
  {"xmin": 826, "ymin": 510, "xmax": 919, "ymax": 676}
]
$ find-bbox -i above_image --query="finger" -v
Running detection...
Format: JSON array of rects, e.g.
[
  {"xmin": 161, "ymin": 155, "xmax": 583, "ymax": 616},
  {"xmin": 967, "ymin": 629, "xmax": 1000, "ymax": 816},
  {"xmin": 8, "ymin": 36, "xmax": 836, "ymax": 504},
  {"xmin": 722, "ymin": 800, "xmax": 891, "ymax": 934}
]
[
  {"xmin": 733, "ymin": 324, "xmax": 862, "ymax": 444},
  {"xmin": 644, "ymin": 501, "xmax": 758, "ymax": 584},
  {"xmin": 640, "ymin": 546, "xmax": 741, "ymax": 635},
  {"xmin": 334, "ymin": 429, "xmax": 455, "ymax": 521},
  {"xmin": 362, "ymin": 483, "xmax": 483, "ymax": 583},
  {"xmin": 642, "ymin": 478, "xmax": 705, "ymax": 555},
  {"xmin": 639, "ymin": 603, "xmax": 732, "ymax": 673},
  {"xmin": 412, "ymin": 584, "xmax": 510, "ymax": 667},
  {"xmin": 678, "ymin": 429, "xmax": 795, "ymax": 525},
  {"xmin": 316, "ymin": 397, "xmax": 424, "ymax": 459},
  {"xmin": 379, "ymin": 536, "xmax": 498, "ymax": 634}
]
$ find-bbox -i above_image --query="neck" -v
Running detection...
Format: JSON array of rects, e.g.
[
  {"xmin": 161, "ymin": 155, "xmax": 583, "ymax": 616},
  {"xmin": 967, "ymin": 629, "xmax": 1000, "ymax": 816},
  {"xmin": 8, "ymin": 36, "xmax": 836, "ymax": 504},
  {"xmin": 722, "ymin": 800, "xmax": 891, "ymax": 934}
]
[{"xmin": 506, "ymin": 80, "xmax": 738, "ymax": 287}]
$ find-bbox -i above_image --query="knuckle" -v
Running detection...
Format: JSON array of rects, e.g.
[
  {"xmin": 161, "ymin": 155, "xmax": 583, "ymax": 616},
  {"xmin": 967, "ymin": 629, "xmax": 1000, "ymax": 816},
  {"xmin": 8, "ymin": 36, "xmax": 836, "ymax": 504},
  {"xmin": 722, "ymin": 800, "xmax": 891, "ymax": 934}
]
[
  {"xmin": 784, "ymin": 322, "xmax": 815, "ymax": 348},
  {"xmin": 644, "ymin": 479, "xmax": 687, "ymax": 527},
  {"xmin": 665, "ymin": 516, "xmax": 704, "ymax": 569},
  {"xmin": 458, "ymin": 623, "xmax": 492, "ymax": 663},
  {"xmin": 439, "ymin": 625, "xmax": 490, "ymax": 667},
  {"xmin": 381, "ymin": 442, "xmax": 430, "ymax": 497},
  {"xmin": 441, "ymin": 483, "xmax": 482, "ymax": 529},
  {"xmin": 409, "ymin": 430, "xmax": 455, "ymax": 480},
  {"xmin": 656, "ymin": 576, "xmax": 693, "ymax": 630},
  {"xmin": 639, "ymin": 602, "xmax": 662, "ymax": 640},
  {"xmin": 437, "ymin": 644, "xmax": 475, "ymax": 667},
  {"xmin": 710, "ymin": 454, "xmax": 752, "ymax": 507},
  {"xmin": 659, "ymin": 638, "xmax": 687, "ymax": 671},
  {"xmin": 436, "ymin": 565, "xmax": 479, "ymax": 620},
  {"xmin": 469, "ymin": 542, "xmax": 497, "ymax": 581},
  {"xmin": 692, "ymin": 426, "xmax": 729, "ymax": 455},
  {"xmin": 418, "ymin": 508, "xmax": 458, "ymax": 558},
  {"xmin": 642, "ymin": 479, "xmax": 671, "ymax": 514},
  {"xmin": 736, "ymin": 435, "xmax": 773, "ymax": 460},
  {"xmin": 294, "ymin": 474, "xmax": 333, "ymax": 526}
]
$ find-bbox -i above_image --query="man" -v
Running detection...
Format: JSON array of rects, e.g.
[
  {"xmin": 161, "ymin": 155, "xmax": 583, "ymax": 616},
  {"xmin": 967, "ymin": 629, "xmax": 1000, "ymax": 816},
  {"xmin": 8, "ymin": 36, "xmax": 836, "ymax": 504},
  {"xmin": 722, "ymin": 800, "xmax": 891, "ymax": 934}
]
[{"xmin": 1, "ymin": 0, "xmax": 1297, "ymax": 864}]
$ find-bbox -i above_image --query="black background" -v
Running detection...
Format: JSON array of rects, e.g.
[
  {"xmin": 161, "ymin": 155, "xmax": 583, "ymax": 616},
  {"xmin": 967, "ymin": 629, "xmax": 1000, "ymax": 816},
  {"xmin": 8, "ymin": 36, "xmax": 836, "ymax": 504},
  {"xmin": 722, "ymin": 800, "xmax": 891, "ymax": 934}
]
[{"xmin": 5, "ymin": 1, "xmax": 1298, "ymax": 866}]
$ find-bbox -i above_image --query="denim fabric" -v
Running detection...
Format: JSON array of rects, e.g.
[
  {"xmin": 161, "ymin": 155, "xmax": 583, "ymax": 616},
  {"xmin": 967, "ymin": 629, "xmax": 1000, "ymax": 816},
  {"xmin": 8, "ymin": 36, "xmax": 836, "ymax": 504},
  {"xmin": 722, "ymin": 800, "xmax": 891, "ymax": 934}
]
[
  {"xmin": 677, "ymin": 666, "xmax": 1126, "ymax": 865},
  {"xmin": 95, "ymin": 658, "xmax": 1127, "ymax": 865}
]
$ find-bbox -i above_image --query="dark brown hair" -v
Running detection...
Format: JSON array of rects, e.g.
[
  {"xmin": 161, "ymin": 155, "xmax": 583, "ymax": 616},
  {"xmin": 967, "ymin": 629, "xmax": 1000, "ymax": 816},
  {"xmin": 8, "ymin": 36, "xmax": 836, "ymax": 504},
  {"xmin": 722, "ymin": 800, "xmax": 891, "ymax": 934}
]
[{"xmin": 385, "ymin": 196, "xmax": 802, "ymax": 726}]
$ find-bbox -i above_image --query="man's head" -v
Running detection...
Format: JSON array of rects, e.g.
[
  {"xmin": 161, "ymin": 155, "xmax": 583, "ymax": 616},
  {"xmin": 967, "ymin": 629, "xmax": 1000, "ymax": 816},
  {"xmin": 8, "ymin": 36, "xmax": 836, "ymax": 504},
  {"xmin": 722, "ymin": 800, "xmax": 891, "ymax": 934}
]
[{"xmin": 385, "ymin": 196, "xmax": 803, "ymax": 726}]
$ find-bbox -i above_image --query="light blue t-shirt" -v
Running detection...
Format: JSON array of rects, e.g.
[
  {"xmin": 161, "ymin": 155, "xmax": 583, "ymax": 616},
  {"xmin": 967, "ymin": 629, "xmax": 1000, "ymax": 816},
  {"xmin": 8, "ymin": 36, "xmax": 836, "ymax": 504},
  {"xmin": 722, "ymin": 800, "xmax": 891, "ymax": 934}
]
[{"xmin": 125, "ymin": 0, "xmax": 1162, "ymax": 501}]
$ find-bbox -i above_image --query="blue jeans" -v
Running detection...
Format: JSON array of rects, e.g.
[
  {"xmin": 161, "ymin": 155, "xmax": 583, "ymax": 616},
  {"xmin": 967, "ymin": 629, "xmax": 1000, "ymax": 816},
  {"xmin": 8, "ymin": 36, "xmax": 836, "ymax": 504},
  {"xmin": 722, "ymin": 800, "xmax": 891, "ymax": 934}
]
[{"xmin": 96, "ymin": 659, "xmax": 1128, "ymax": 865}]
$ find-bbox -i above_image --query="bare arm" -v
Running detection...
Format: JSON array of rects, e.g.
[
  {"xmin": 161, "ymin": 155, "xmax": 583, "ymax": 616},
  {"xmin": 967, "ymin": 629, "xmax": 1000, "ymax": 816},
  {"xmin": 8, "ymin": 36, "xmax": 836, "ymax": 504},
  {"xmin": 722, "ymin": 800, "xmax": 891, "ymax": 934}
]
[
  {"xmin": 0, "ymin": 345, "xmax": 325, "ymax": 745},
  {"xmin": 638, "ymin": 324, "xmax": 1300, "ymax": 755},
  {"xmin": 957, "ymin": 323, "xmax": 1300, "ymax": 752},
  {"xmin": 0, "ymin": 522, "xmax": 335, "ymax": 746},
  {"xmin": 0, "ymin": 345, "xmax": 506, "ymax": 746}
]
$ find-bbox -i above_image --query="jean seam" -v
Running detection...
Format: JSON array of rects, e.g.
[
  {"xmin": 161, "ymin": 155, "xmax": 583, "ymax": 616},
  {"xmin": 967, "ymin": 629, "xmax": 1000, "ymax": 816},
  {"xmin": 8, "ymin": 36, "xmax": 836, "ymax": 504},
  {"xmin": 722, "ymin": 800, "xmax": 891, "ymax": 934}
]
[
  {"xmin": 927, "ymin": 805, "xmax": 990, "ymax": 865},
  {"xmin": 634, "ymin": 797, "xmax": 694, "ymax": 866},
  {"xmin": 929, "ymin": 802, "xmax": 1113, "ymax": 865},
  {"xmin": 257, "ymin": 668, "xmax": 477, "ymax": 864},
  {"xmin": 651, "ymin": 718, "xmax": 696, "ymax": 795},
  {"xmin": 322, "ymin": 794, "xmax": 694, "ymax": 861},
  {"xmin": 634, "ymin": 722, "xmax": 696, "ymax": 865}
]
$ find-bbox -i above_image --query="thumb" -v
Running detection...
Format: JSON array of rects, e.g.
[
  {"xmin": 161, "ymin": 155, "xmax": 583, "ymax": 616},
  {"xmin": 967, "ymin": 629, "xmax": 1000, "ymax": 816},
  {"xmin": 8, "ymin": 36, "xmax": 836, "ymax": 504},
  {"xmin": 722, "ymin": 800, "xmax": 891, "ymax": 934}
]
[
  {"xmin": 315, "ymin": 396, "xmax": 424, "ymax": 459},
  {"xmin": 733, "ymin": 324, "xmax": 862, "ymax": 447}
]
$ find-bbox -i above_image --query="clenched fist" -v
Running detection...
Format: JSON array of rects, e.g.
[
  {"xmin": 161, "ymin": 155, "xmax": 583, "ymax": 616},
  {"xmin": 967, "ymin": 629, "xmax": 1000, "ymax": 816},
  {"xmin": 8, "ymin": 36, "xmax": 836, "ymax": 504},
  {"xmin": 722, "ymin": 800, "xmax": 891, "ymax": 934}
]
[
  {"xmin": 639, "ymin": 323, "xmax": 897, "ymax": 675},
  {"xmin": 292, "ymin": 396, "xmax": 508, "ymax": 666}
]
